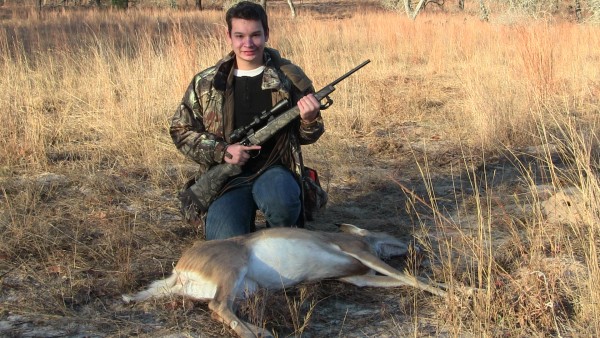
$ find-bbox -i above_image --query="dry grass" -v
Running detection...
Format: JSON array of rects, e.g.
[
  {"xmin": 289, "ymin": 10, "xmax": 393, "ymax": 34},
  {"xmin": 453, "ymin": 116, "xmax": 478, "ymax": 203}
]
[{"xmin": 1, "ymin": 1, "xmax": 599, "ymax": 336}]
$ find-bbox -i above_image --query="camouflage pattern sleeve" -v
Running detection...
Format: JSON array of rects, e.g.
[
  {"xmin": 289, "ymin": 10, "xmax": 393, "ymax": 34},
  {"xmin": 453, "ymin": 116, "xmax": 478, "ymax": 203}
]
[
  {"xmin": 298, "ymin": 113, "xmax": 325, "ymax": 145},
  {"xmin": 294, "ymin": 81, "xmax": 325, "ymax": 145},
  {"xmin": 170, "ymin": 75, "xmax": 228, "ymax": 167},
  {"xmin": 279, "ymin": 62, "xmax": 326, "ymax": 146}
]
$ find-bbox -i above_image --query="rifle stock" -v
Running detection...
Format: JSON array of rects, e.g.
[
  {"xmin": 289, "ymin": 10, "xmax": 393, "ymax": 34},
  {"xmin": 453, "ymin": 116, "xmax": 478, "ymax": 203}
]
[{"xmin": 186, "ymin": 60, "xmax": 371, "ymax": 212}]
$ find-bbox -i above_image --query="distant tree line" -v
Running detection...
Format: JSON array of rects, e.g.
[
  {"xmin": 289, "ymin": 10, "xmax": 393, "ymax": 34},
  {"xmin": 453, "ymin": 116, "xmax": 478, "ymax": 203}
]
[
  {"xmin": 28, "ymin": 0, "xmax": 198, "ymax": 10},
  {"xmin": 9, "ymin": 0, "xmax": 598, "ymax": 22},
  {"xmin": 381, "ymin": 0, "xmax": 597, "ymax": 22},
  {"xmin": 26, "ymin": 0, "xmax": 287, "ymax": 11}
]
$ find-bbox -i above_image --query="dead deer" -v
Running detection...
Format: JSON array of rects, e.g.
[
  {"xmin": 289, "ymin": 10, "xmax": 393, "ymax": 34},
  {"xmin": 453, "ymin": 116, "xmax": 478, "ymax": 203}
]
[{"xmin": 122, "ymin": 223, "xmax": 451, "ymax": 338}]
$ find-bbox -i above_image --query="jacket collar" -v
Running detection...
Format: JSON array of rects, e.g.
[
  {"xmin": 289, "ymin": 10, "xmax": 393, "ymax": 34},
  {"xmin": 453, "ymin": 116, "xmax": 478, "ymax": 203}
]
[{"xmin": 211, "ymin": 48, "xmax": 286, "ymax": 92}]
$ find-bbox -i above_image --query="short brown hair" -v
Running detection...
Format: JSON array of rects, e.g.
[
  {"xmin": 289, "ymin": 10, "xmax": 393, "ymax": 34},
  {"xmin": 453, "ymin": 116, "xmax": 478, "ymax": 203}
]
[{"xmin": 226, "ymin": 1, "xmax": 269, "ymax": 35}]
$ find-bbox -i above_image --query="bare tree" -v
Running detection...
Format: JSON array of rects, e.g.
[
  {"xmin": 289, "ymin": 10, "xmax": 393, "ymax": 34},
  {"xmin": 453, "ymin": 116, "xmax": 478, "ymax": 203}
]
[
  {"xmin": 479, "ymin": 0, "xmax": 489, "ymax": 21},
  {"xmin": 402, "ymin": 0, "xmax": 486, "ymax": 20},
  {"xmin": 574, "ymin": 0, "xmax": 583, "ymax": 21},
  {"xmin": 259, "ymin": 0, "xmax": 297, "ymax": 18},
  {"xmin": 403, "ymin": 0, "xmax": 428, "ymax": 19},
  {"xmin": 285, "ymin": 0, "xmax": 297, "ymax": 17}
]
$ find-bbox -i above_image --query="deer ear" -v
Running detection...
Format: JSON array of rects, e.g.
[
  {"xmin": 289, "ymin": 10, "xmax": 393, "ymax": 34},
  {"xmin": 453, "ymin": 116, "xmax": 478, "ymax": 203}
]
[
  {"xmin": 335, "ymin": 223, "xmax": 369, "ymax": 236},
  {"xmin": 377, "ymin": 242, "xmax": 409, "ymax": 258}
]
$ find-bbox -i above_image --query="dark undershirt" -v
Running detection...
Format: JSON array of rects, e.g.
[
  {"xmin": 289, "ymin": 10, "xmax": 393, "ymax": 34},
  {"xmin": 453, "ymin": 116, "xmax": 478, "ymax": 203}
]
[{"xmin": 233, "ymin": 71, "xmax": 282, "ymax": 174}]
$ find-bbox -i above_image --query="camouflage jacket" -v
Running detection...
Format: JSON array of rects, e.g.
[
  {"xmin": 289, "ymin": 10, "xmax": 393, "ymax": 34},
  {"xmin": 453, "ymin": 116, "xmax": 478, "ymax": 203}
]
[{"xmin": 170, "ymin": 48, "xmax": 325, "ymax": 217}]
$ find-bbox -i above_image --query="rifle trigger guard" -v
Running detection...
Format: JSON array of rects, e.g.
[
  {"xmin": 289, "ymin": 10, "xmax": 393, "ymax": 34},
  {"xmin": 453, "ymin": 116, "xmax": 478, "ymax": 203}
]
[{"xmin": 320, "ymin": 96, "xmax": 333, "ymax": 110}]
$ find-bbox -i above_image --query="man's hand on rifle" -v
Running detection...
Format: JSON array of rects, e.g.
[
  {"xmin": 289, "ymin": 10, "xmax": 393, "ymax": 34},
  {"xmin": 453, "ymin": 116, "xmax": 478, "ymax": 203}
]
[
  {"xmin": 223, "ymin": 144, "xmax": 262, "ymax": 165},
  {"xmin": 298, "ymin": 93, "xmax": 320, "ymax": 124}
]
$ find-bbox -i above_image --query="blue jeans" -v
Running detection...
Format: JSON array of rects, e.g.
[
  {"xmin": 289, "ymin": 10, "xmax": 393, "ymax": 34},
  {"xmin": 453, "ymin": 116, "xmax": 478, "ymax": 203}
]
[{"xmin": 205, "ymin": 165, "xmax": 301, "ymax": 240}]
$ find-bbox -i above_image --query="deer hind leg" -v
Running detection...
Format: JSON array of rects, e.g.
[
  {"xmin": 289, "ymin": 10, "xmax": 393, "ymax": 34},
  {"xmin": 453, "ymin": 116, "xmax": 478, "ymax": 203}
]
[
  {"xmin": 341, "ymin": 249, "xmax": 449, "ymax": 297},
  {"xmin": 339, "ymin": 274, "xmax": 448, "ymax": 297},
  {"xmin": 208, "ymin": 266, "xmax": 273, "ymax": 338}
]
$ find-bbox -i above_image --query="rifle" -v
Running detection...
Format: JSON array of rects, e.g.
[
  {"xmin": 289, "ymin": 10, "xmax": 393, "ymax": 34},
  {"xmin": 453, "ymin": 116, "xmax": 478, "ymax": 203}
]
[{"xmin": 182, "ymin": 60, "xmax": 371, "ymax": 213}]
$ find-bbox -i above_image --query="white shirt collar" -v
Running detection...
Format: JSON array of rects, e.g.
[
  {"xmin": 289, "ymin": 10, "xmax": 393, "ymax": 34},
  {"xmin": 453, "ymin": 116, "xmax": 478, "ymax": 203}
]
[{"xmin": 234, "ymin": 66, "xmax": 265, "ymax": 77}]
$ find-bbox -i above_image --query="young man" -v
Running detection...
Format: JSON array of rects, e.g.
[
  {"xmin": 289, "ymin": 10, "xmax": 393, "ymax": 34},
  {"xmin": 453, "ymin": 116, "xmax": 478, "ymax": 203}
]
[{"xmin": 170, "ymin": 1, "xmax": 325, "ymax": 240}]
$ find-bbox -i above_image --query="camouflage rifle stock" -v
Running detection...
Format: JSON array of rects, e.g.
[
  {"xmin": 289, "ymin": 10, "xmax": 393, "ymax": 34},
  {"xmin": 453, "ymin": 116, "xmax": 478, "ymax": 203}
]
[{"xmin": 185, "ymin": 60, "xmax": 371, "ymax": 212}]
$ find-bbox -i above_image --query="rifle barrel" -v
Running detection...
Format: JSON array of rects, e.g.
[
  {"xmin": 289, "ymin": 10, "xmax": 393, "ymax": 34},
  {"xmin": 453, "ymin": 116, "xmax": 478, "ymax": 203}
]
[{"xmin": 327, "ymin": 59, "xmax": 371, "ymax": 87}]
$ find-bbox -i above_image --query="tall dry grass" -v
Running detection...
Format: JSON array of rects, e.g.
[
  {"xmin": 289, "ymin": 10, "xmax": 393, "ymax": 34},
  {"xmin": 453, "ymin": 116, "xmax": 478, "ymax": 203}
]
[{"xmin": 0, "ymin": 3, "xmax": 599, "ymax": 336}]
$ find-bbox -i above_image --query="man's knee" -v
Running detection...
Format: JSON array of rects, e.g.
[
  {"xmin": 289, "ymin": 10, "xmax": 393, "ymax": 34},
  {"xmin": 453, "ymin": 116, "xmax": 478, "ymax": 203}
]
[
  {"xmin": 253, "ymin": 166, "xmax": 302, "ymax": 226},
  {"xmin": 205, "ymin": 188, "xmax": 256, "ymax": 240},
  {"xmin": 263, "ymin": 198, "xmax": 301, "ymax": 226}
]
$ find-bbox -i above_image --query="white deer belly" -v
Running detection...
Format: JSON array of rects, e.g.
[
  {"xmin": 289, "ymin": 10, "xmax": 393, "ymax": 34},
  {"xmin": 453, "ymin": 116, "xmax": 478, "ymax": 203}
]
[
  {"xmin": 176, "ymin": 270, "xmax": 259, "ymax": 300},
  {"xmin": 175, "ymin": 271, "xmax": 218, "ymax": 300},
  {"xmin": 246, "ymin": 237, "xmax": 356, "ymax": 289}
]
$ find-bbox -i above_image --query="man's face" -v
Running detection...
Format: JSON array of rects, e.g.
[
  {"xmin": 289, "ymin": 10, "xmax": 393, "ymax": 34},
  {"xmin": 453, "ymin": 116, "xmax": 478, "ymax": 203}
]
[{"xmin": 227, "ymin": 18, "xmax": 269, "ymax": 70}]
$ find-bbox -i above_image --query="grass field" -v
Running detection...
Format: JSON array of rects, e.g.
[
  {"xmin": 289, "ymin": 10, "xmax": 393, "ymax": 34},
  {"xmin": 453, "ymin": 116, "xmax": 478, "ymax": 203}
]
[{"xmin": 1, "ymin": 1, "xmax": 599, "ymax": 336}]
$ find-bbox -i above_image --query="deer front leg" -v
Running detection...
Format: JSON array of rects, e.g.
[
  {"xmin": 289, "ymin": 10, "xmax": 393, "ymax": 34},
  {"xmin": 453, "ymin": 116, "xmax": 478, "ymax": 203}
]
[
  {"xmin": 209, "ymin": 298, "xmax": 273, "ymax": 338},
  {"xmin": 208, "ymin": 267, "xmax": 273, "ymax": 338}
]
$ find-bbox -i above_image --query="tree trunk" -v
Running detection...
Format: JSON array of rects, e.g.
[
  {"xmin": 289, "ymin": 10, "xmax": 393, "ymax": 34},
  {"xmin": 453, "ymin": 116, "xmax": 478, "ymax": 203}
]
[
  {"xmin": 195, "ymin": 0, "xmax": 202, "ymax": 10},
  {"xmin": 479, "ymin": 0, "xmax": 489, "ymax": 21},
  {"xmin": 403, "ymin": 0, "xmax": 428, "ymax": 19},
  {"xmin": 286, "ymin": 0, "xmax": 297, "ymax": 17},
  {"xmin": 574, "ymin": 0, "xmax": 582, "ymax": 22}
]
